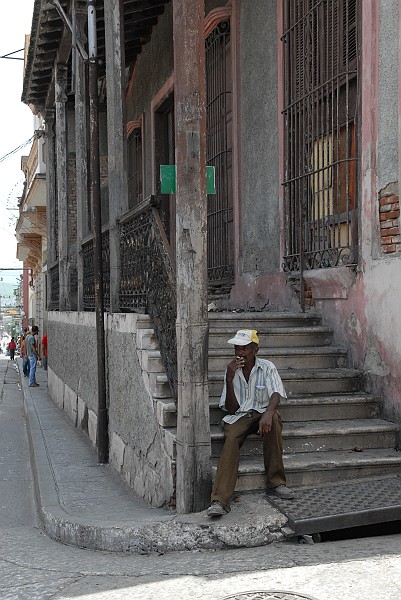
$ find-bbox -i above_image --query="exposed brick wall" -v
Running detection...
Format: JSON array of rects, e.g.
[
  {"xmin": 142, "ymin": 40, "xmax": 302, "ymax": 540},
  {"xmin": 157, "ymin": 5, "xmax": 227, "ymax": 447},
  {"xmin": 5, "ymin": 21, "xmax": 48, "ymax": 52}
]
[
  {"xmin": 289, "ymin": 276, "xmax": 315, "ymax": 310},
  {"xmin": 379, "ymin": 193, "xmax": 400, "ymax": 254}
]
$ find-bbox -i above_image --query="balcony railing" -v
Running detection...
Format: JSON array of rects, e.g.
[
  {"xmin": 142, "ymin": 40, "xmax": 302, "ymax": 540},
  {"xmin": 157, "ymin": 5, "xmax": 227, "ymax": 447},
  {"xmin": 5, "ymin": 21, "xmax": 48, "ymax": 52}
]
[
  {"xmin": 119, "ymin": 196, "xmax": 177, "ymax": 400},
  {"xmin": 82, "ymin": 229, "xmax": 110, "ymax": 312},
  {"xmin": 55, "ymin": 197, "xmax": 177, "ymax": 400},
  {"xmin": 48, "ymin": 263, "xmax": 59, "ymax": 311}
]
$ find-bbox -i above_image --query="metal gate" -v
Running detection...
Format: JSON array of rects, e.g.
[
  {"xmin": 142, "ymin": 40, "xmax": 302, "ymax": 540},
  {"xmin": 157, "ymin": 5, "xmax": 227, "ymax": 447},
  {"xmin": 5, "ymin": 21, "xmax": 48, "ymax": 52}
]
[
  {"xmin": 206, "ymin": 20, "xmax": 234, "ymax": 290},
  {"xmin": 282, "ymin": 0, "xmax": 359, "ymax": 288}
]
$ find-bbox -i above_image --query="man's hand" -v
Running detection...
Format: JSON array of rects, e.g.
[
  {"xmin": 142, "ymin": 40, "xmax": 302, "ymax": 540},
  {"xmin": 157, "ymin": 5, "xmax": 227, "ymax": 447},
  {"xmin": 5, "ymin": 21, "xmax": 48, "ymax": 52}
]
[
  {"xmin": 258, "ymin": 411, "xmax": 274, "ymax": 435},
  {"xmin": 226, "ymin": 356, "xmax": 245, "ymax": 382},
  {"xmin": 224, "ymin": 358, "xmax": 243, "ymax": 414}
]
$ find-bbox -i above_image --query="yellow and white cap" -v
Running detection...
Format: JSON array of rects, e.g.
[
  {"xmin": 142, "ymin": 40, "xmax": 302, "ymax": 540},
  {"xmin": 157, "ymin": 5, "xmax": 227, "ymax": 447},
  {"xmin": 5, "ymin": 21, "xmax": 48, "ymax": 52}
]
[{"xmin": 227, "ymin": 329, "xmax": 259, "ymax": 346}]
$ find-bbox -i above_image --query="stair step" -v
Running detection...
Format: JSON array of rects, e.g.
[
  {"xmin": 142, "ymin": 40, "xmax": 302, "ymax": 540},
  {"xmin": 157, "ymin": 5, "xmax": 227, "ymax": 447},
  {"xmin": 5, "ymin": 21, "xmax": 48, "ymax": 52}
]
[
  {"xmin": 209, "ymin": 394, "xmax": 379, "ymax": 424},
  {"xmin": 222, "ymin": 449, "xmax": 401, "ymax": 489},
  {"xmin": 209, "ymin": 419, "xmax": 397, "ymax": 457},
  {"xmin": 208, "ymin": 347, "xmax": 347, "ymax": 370},
  {"xmin": 208, "ymin": 311, "xmax": 322, "ymax": 329},
  {"xmin": 153, "ymin": 368, "xmax": 364, "ymax": 398},
  {"xmin": 147, "ymin": 310, "xmax": 401, "ymax": 497},
  {"xmin": 157, "ymin": 394, "xmax": 380, "ymax": 428},
  {"xmin": 164, "ymin": 419, "xmax": 397, "ymax": 460},
  {"xmin": 209, "ymin": 326, "xmax": 333, "ymax": 348},
  {"xmin": 145, "ymin": 345, "xmax": 348, "ymax": 374},
  {"xmin": 210, "ymin": 369, "xmax": 364, "ymax": 396},
  {"xmin": 281, "ymin": 369, "xmax": 363, "ymax": 395}
]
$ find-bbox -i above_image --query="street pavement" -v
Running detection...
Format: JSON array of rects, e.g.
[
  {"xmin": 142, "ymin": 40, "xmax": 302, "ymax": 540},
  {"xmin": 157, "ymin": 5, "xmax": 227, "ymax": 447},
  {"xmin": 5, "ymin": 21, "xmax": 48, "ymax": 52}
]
[{"xmin": 1, "ymin": 354, "xmax": 401, "ymax": 600}]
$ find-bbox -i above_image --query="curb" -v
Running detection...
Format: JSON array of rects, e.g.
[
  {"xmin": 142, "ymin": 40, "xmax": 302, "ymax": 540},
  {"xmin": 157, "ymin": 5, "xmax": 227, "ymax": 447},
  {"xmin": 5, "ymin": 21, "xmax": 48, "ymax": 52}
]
[{"xmin": 20, "ymin": 361, "xmax": 289, "ymax": 554}]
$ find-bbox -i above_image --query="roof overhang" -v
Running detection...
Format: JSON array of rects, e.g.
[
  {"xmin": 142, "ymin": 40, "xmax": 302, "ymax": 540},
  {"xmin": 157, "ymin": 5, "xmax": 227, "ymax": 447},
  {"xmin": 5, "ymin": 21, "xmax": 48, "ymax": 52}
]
[
  {"xmin": 22, "ymin": 0, "xmax": 170, "ymax": 112},
  {"xmin": 16, "ymin": 206, "xmax": 47, "ymax": 240},
  {"xmin": 16, "ymin": 233, "xmax": 43, "ymax": 273}
]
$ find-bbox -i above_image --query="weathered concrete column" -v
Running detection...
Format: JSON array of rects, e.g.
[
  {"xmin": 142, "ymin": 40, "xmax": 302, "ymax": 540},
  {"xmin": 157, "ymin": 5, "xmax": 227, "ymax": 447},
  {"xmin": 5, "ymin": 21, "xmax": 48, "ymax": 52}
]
[
  {"xmin": 44, "ymin": 109, "xmax": 56, "ymax": 310},
  {"xmin": 74, "ymin": 14, "xmax": 89, "ymax": 312},
  {"xmin": 173, "ymin": 0, "xmax": 211, "ymax": 513},
  {"xmin": 104, "ymin": 0, "xmax": 129, "ymax": 313},
  {"xmin": 55, "ymin": 64, "xmax": 70, "ymax": 310}
]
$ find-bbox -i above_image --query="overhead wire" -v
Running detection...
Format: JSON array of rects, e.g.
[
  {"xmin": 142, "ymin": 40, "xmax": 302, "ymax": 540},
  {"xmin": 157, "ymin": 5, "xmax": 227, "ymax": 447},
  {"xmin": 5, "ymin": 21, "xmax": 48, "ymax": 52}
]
[{"xmin": 0, "ymin": 135, "xmax": 35, "ymax": 164}]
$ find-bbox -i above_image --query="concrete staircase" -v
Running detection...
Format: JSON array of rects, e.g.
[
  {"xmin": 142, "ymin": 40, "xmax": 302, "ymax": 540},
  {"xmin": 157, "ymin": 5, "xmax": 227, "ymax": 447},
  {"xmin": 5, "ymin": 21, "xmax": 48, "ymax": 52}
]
[{"xmin": 147, "ymin": 312, "xmax": 401, "ymax": 492}]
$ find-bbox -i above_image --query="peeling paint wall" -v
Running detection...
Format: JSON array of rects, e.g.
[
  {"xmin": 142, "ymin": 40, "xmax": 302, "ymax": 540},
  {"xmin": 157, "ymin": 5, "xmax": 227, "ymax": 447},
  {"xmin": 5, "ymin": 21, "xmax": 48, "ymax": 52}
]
[
  {"xmin": 47, "ymin": 311, "xmax": 174, "ymax": 507},
  {"xmin": 312, "ymin": 0, "xmax": 401, "ymax": 442},
  {"xmin": 238, "ymin": 0, "xmax": 281, "ymax": 278},
  {"xmin": 315, "ymin": 259, "xmax": 401, "ymax": 445}
]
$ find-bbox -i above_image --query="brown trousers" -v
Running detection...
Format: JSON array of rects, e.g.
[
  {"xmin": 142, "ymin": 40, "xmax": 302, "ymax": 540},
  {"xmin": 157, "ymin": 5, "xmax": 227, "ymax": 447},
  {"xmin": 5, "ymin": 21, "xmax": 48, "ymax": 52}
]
[{"xmin": 211, "ymin": 410, "xmax": 286, "ymax": 510}]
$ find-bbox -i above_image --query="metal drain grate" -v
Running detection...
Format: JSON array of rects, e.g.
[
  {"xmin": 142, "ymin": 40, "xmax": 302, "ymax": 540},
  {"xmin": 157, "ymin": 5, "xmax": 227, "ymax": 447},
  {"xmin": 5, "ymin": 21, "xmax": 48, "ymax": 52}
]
[
  {"xmin": 267, "ymin": 475, "xmax": 401, "ymax": 535},
  {"xmin": 223, "ymin": 592, "xmax": 319, "ymax": 600}
]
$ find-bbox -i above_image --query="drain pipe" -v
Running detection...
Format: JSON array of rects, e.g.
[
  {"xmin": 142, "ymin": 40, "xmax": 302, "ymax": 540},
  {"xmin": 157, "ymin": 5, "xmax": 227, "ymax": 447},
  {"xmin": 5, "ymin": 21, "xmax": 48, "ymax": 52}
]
[{"xmin": 88, "ymin": 0, "xmax": 109, "ymax": 464}]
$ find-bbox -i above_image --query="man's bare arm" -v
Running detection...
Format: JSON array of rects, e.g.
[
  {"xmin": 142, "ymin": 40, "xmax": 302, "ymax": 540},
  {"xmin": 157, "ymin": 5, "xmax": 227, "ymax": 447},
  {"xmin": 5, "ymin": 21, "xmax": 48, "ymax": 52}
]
[{"xmin": 224, "ymin": 358, "xmax": 243, "ymax": 414}]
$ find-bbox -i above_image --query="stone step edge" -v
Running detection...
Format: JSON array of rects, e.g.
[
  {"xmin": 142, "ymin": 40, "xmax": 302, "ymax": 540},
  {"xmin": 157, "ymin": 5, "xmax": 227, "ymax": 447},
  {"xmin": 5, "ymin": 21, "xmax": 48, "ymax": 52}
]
[
  {"xmin": 208, "ymin": 394, "xmax": 380, "ymax": 406},
  {"xmin": 163, "ymin": 421, "xmax": 398, "ymax": 456},
  {"xmin": 146, "ymin": 347, "xmax": 348, "ymax": 358},
  {"xmin": 158, "ymin": 394, "xmax": 379, "ymax": 412},
  {"xmin": 156, "ymin": 394, "xmax": 380, "ymax": 428},
  {"xmin": 208, "ymin": 419, "xmax": 398, "ymax": 438},
  {"xmin": 209, "ymin": 326, "xmax": 332, "ymax": 334},
  {"xmin": 218, "ymin": 449, "xmax": 401, "ymax": 474},
  {"xmin": 156, "ymin": 369, "xmax": 363, "ymax": 384},
  {"xmin": 208, "ymin": 347, "xmax": 347, "ymax": 357},
  {"xmin": 208, "ymin": 311, "xmax": 321, "ymax": 321}
]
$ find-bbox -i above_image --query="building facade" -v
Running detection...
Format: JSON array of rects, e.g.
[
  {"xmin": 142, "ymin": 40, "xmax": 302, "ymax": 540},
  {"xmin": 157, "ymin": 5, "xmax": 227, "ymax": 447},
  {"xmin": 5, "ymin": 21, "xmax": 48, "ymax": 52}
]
[
  {"xmin": 16, "ymin": 114, "xmax": 47, "ymax": 335},
  {"xmin": 21, "ymin": 0, "xmax": 401, "ymax": 511}
]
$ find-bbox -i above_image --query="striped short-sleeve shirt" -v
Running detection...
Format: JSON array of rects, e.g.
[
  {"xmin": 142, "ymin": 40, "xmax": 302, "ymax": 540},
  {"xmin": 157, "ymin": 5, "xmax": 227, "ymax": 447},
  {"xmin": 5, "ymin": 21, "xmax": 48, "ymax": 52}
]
[{"xmin": 219, "ymin": 357, "xmax": 287, "ymax": 424}]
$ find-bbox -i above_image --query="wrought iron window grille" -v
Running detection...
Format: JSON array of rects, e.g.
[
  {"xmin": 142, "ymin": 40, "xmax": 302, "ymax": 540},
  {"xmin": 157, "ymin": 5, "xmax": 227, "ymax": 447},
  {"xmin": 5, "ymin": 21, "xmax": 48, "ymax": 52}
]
[
  {"xmin": 206, "ymin": 19, "xmax": 234, "ymax": 289},
  {"xmin": 282, "ymin": 0, "xmax": 359, "ymax": 295}
]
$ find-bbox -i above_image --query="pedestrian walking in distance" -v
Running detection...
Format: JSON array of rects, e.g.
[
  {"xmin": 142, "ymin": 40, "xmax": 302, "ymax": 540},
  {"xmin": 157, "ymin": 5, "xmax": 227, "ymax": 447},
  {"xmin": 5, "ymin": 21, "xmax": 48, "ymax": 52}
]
[
  {"xmin": 26, "ymin": 326, "xmax": 40, "ymax": 388},
  {"xmin": 207, "ymin": 329, "xmax": 295, "ymax": 517},
  {"xmin": 20, "ymin": 332, "xmax": 30, "ymax": 377},
  {"xmin": 41, "ymin": 333, "xmax": 48, "ymax": 371},
  {"xmin": 8, "ymin": 338, "xmax": 16, "ymax": 360}
]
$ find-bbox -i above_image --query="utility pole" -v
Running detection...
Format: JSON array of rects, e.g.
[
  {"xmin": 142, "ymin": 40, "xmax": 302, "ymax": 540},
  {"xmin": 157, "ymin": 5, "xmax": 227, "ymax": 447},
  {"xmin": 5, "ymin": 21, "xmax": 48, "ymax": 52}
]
[
  {"xmin": 88, "ymin": 0, "xmax": 108, "ymax": 464},
  {"xmin": 173, "ymin": 0, "xmax": 211, "ymax": 513}
]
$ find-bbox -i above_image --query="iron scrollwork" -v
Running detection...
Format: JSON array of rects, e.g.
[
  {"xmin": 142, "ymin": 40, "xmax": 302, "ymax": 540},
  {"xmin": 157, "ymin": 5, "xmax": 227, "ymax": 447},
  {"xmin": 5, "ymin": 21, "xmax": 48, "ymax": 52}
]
[
  {"xmin": 82, "ymin": 230, "xmax": 110, "ymax": 312},
  {"xmin": 48, "ymin": 263, "xmax": 60, "ymax": 311},
  {"xmin": 119, "ymin": 198, "xmax": 177, "ymax": 400}
]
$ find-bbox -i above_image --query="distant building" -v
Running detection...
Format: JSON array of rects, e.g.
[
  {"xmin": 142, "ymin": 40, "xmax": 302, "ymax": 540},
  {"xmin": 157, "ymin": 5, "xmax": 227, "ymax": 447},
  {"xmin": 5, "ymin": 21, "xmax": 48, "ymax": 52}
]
[{"xmin": 15, "ymin": 114, "xmax": 47, "ymax": 334}]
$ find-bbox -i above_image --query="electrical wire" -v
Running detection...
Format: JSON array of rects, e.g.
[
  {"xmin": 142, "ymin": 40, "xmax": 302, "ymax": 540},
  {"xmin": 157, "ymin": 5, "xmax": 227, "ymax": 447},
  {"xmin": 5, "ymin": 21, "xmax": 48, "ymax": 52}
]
[{"xmin": 0, "ymin": 136, "xmax": 35, "ymax": 164}]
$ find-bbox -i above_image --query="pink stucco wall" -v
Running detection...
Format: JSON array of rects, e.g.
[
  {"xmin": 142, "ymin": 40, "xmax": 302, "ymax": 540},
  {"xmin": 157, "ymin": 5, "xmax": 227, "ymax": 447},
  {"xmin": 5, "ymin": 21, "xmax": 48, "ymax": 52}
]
[
  {"xmin": 227, "ymin": 1, "xmax": 401, "ymax": 438},
  {"xmin": 311, "ymin": 0, "xmax": 401, "ymax": 435}
]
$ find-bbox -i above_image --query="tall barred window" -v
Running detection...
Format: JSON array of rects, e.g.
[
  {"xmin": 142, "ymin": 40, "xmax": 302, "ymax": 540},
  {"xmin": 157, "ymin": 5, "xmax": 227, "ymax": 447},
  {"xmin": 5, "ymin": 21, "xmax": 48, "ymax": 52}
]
[
  {"xmin": 282, "ymin": 0, "xmax": 359, "ymax": 273},
  {"xmin": 206, "ymin": 19, "xmax": 234, "ymax": 288}
]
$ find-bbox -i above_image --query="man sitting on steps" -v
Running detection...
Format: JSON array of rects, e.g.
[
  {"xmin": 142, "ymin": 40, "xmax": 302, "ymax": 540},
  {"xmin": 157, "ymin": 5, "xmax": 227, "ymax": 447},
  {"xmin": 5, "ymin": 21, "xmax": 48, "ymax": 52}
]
[{"xmin": 207, "ymin": 329, "xmax": 295, "ymax": 517}]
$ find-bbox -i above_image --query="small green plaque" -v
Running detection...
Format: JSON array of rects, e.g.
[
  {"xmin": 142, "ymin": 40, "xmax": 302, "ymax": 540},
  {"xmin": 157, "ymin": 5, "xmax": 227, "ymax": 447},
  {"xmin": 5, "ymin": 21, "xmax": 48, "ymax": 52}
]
[
  {"xmin": 160, "ymin": 165, "xmax": 176, "ymax": 194},
  {"xmin": 160, "ymin": 164, "xmax": 216, "ymax": 194},
  {"xmin": 206, "ymin": 165, "xmax": 216, "ymax": 194}
]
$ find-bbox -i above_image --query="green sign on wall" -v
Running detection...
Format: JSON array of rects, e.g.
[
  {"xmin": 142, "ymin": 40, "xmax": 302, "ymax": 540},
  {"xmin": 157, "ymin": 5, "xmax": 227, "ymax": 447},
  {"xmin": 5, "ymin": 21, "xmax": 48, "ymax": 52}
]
[{"xmin": 160, "ymin": 165, "xmax": 216, "ymax": 194}]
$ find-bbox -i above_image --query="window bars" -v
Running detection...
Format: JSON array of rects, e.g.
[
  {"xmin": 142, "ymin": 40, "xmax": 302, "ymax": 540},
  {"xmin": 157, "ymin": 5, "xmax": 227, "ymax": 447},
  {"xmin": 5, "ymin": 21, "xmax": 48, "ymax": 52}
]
[
  {"xmin": 282, "ymin": 0, "xmax": 359, "ymax": 283},
  {"xmin": 206, "ymin": 19, "xmax": 234, "ymax": 288},
  {"xmin": 127, "ymin": 127, "xmax": 143, "ymax": 210}
]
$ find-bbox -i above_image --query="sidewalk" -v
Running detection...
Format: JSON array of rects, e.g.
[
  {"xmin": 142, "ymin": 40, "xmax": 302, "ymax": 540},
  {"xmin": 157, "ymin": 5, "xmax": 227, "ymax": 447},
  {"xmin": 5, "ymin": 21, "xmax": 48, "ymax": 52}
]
[{"xmin": 20, "ymin": 360, "xmax": 288, "ymax": 554}]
